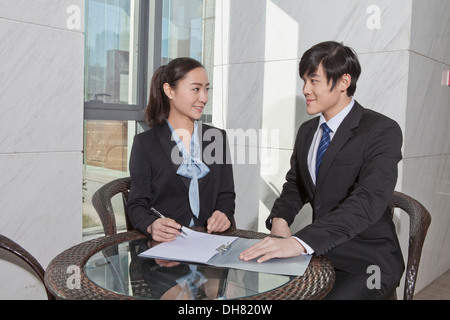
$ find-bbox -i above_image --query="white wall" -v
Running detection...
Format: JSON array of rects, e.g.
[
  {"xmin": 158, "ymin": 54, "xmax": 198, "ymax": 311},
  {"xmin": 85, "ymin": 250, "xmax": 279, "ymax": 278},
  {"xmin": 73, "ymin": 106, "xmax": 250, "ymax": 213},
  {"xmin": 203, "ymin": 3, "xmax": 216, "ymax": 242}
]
[
  {"xmin": 401, "ymin": 0, "xmax": 450, "ymax": 294},
  {"xmin": 0, "ymin": 0, "xmax": 84, "ymax": 299},
  {"xmin": 214, "ymin": 0, "xmax": 450, "ymax": 297}
]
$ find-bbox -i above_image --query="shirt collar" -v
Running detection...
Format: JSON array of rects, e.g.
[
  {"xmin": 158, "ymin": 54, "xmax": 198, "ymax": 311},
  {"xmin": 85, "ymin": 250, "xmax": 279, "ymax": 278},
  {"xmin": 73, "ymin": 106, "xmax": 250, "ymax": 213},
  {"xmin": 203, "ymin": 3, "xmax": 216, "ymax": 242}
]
[{"xmin": 319, "ymin": 98, "xmax": 355, "ymax": 133}]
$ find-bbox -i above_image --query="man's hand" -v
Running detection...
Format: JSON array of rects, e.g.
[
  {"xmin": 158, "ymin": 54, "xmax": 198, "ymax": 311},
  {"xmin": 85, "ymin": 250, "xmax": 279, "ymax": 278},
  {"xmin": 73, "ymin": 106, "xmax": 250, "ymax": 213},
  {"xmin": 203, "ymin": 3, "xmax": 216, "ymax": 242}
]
[{"xmin": 239, "ymin": 237, "xmax": 305, "ymax": 263}]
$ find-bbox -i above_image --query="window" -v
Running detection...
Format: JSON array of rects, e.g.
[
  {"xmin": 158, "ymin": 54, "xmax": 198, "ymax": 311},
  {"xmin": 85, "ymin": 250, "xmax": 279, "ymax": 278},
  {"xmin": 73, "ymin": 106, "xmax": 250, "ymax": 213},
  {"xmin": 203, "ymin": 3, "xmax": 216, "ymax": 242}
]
[
  {"xmin": 84, "ymin": 0, "xmax": 147, "ymax": 119},
  {"xmin": 83, "ymin": 0, "xmax": 215, "ymax": 235},
  {"xmin": 161, "ymin": 0, "xmax": 204, "ymax": 63}
]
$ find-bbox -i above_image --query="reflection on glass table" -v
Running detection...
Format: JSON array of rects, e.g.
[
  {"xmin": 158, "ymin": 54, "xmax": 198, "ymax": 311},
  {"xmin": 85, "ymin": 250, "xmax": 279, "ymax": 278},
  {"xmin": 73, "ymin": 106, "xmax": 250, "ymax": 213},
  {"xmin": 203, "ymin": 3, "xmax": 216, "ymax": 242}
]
[{"xmin": 84, "ymin": 238, "xmax": 294, "ymax": 300}]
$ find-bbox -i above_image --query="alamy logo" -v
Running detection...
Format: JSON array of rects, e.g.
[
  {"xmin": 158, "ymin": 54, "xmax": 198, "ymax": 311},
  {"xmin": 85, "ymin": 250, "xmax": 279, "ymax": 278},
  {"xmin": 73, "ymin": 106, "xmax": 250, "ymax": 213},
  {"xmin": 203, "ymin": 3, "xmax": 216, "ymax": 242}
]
[
  {"xmin": 66, "ymin": 5, "xmax": 81, "ymax": 30},
  {"xmin": 66, "ymin": 265, "xmax": 81, "ymax": 290},
  {"xmin": 366, "ymin": 265, "xmax": 381, "ymax": 290},
  {"xmin": 170, "ymin": 125, "xmax": 280, "ymax": 176},
  {"xmin": 366, "ymin": 5, "xmax": 382, "ymax": 30}
]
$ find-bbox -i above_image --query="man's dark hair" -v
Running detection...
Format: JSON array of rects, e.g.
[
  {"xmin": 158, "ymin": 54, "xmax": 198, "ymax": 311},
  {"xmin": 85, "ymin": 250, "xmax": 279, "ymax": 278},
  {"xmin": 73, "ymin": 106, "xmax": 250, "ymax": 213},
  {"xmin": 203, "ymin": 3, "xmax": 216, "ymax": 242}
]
[{"xmin": 299, "ymin": 41, "xmax": 361, "ymax": 96}]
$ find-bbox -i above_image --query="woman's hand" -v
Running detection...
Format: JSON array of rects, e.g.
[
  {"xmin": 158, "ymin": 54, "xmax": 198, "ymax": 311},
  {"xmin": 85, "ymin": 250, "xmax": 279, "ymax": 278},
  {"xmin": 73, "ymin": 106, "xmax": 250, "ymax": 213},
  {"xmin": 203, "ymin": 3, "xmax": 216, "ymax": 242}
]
[
  {"xmin": 207, "ymin": 210, "xmax": 231, "ymax": 233},
  {"xmin": 239, "ymin": 237, "xmax": 305, "ymax": 263},
  {"xmin": 147, "ymin": 218, "xmax": 182, "ymax": 242}
]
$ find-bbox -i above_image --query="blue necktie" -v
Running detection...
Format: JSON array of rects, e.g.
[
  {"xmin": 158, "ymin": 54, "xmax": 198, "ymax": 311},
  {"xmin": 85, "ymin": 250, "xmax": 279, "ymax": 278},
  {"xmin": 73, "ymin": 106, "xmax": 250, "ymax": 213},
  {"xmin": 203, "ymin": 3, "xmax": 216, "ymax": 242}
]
[{"xmin": 316, "ymin": 123, "xmax": 332, "ymax": 178}]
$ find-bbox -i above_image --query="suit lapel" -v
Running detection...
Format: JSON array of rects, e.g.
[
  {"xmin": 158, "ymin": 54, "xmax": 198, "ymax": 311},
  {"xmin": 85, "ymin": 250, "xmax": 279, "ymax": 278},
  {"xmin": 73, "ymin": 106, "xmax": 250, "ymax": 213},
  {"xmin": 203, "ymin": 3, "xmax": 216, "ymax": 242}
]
[
  {"xmin": 155, "ymin": 123, "xmax": 191, "ymax": 190},
  {"xmin": 316, "ymin": 102, "xmax": 363, "ymax": 186},
  {"xmin": 301, "ymin": 118, "xmax": 319, "ymax": 196}
]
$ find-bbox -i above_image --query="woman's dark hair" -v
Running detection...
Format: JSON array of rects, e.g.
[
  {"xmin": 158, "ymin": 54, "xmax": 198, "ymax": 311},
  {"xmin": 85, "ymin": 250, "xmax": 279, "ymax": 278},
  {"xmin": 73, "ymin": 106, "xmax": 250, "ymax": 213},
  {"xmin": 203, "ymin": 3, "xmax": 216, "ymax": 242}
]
[
  {"xmin": 145, "ymin": 57, "xmax": 205, "ymax": 127},
  {"xmin": 299, "ymin": 41, "xmax": 361, "ymax": 96}
]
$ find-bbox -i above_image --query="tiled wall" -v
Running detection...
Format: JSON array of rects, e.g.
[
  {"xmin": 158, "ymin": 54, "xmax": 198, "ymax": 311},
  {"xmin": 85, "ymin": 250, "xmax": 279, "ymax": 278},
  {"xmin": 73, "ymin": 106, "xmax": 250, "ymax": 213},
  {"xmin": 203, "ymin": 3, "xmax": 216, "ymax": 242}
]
[
  {"xmin": 214, "ymin": 0, "xmax": 450, "ymax": 296},
  {"xmin": 402, "ymin": 0, "xmax": 450, "ymax": 294},
  {"xmin": 0, "ymin": 0, "xmax": 84, "ymax": 299}
]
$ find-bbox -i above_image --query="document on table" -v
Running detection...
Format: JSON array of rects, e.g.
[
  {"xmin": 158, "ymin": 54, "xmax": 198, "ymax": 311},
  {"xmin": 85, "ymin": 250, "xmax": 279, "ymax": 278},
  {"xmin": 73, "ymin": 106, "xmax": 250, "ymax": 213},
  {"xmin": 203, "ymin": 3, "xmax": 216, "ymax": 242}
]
[
  {"xmin": 139, "ymin": 228, "xmax": 311, "ymax": 276},
  {"xmin": 139, "ymin": 227, "xmax": 238, "ymax": 264}
]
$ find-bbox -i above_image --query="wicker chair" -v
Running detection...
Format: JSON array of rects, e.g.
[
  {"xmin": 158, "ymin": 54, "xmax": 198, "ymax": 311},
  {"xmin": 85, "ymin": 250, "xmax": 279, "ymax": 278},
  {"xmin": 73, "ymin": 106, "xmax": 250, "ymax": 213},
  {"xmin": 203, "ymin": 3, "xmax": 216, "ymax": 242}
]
[
  {"xmin": 0, "ymin": 234, "xmax": 54, "ymax": 300},
  {"xmin": 389, "ymin": 191, "xmax": 431, "ymax": 300},
  {"xmin": 91, "ymin": 177, "xmax": 134, "ymax": 236}
]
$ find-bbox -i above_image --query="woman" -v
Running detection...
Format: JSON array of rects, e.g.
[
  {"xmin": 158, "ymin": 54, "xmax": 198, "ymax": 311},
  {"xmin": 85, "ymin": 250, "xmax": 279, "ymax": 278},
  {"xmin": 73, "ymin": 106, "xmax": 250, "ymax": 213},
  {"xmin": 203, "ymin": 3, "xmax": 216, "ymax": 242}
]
[{"xmin": 127, "ymin": 57, "xmax": 235, "ymax": 242}]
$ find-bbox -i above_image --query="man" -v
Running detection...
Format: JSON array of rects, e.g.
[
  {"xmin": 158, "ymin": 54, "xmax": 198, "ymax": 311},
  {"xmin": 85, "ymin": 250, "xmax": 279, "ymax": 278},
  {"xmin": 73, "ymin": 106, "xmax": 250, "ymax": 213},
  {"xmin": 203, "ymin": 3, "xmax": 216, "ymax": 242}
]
[{"xmin": 240, "ymin": 41, "xmax": 404, "ymax": 299}]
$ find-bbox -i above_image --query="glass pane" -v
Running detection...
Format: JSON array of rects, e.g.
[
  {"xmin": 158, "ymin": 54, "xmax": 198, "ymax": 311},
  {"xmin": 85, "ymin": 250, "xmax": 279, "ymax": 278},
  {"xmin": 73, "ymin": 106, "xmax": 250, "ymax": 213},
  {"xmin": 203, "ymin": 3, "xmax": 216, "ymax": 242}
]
[
  {"xmin": 161, "ymin": 0, "xmax": 204, "ymax": 64},
  {"xmin": 84, "ymin": 120, "xmax": 129, "ymax": 172},
  {"xmin": 85, "ymin": 0, "xmax": 140, "ymax": 105},
  {"xmin": 161, "ymin": 0, "xmax": 214, "ymax": 123},
  {"xmin": 83, "ymin": 120, "xmax": 134, "ymax": 233}
]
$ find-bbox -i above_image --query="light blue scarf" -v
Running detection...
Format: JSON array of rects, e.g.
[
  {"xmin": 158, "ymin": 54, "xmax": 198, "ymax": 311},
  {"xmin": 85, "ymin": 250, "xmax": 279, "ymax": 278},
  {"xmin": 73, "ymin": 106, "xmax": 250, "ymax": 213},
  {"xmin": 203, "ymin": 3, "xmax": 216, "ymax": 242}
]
[{"xmin": 167, "ymin": 120, "xmax": 210, "ymax": 225}]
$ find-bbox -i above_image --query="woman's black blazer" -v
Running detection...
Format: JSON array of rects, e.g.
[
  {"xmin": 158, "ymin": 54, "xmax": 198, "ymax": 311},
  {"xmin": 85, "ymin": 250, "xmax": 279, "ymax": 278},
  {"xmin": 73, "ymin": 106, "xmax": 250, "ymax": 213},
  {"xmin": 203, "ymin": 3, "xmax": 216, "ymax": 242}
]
[{"xmin": 127, "ymin": 121, "xmax": 235, "ymax": 237}]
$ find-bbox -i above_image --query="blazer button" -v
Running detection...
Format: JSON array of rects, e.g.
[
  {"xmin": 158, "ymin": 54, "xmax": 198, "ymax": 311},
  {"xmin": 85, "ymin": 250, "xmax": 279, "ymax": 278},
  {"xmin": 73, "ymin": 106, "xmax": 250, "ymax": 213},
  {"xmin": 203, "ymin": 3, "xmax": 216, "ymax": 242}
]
[{"xmin": 315, "ymin": 205, "xmax": 321, "ymax": 210}]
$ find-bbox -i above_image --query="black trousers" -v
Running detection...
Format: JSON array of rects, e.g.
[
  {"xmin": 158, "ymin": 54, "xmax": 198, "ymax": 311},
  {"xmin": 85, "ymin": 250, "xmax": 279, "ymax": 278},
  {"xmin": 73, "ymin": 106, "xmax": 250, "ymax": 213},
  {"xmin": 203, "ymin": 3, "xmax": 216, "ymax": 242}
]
[{"xmin": 323, "ymin": 269, "xmax": 397, "ymax": 300}]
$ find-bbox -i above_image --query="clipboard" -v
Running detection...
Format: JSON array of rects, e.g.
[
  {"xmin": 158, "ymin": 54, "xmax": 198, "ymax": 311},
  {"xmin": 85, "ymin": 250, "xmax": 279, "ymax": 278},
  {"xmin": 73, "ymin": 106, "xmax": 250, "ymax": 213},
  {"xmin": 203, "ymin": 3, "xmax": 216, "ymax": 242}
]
[{"xmin": 139, "ymin": 228, "xmax": 311, "ymax": 277}]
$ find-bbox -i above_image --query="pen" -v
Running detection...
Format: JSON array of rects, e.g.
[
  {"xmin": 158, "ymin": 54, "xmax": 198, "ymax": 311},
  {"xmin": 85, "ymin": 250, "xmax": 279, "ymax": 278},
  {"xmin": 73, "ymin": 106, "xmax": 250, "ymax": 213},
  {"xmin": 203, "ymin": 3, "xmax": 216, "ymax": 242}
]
[{"xmin": 150, "ymin": 207, "xmax": 188, "ymax": 236}]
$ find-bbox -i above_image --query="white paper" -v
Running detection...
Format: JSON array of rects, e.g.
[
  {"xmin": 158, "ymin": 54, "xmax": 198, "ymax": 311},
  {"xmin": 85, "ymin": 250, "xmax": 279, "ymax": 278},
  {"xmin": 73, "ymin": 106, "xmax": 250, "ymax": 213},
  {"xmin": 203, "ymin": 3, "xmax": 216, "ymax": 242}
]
[{"xmin": 139, "ymin": 228, "xmax": 238, "ymax": 264}]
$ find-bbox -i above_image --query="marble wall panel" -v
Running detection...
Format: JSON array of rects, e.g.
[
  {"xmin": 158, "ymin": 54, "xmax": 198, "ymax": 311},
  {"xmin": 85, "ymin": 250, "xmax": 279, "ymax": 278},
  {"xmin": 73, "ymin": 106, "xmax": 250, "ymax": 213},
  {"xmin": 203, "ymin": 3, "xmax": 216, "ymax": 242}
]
[
  {"xmin": 258, "ymin": 148, "xmax": 314, "ymax": 232},
  {"xmin": 262, "ymin": 60, "xmax": 313, "ymax": 150},
  {"xmin": 225, "ymin": 62, "xmax": 265, "ymax": 135},
  {"xmin": 222, "ymin": 0, "xmax": 412, "ymax": 64},
  {"xmin": 0, "ymin": 152, "xmax": 83, "ymax": 265},
  {"xmin": 401, "ymin": 155, "xmax": 450, "ymax": 293},
  {"xmin": 0, "ymin": 152, "xmax": 82, "ymax": 299},
  {"xmin": 356, "ymin": 51, "xmax": 410, "ymax": 132},
  {"xmin": 404, "ymin": 53, "xmax": 450, "ymax": 158},
  {"xmin": 231, "ymin": 144, "xmax": 261, "ymax": 230},
  {"xmin": 226, "ymin": 0, "xmax": 267, "ymax": 64},
  {"xmin": 0, "ymin": 251, "xmax": 48, "ymax": 299},
  {"xmin": 0, "ymin": 0, "xmax": 85, "ymax": 32},
  {"xmin": 0, "ymin": 19, "xmax": 84, "ymax": 154},
  {"xmin": 411, "ymin": 0, "xmax": 450, "ymax": 66},
  {"xmin": 214, "ymin": 0, "xmax": 267, "ymax": 66},
  {"xmin": 0, "ymin": 1, "xmax": 84, "ymax": 299}
]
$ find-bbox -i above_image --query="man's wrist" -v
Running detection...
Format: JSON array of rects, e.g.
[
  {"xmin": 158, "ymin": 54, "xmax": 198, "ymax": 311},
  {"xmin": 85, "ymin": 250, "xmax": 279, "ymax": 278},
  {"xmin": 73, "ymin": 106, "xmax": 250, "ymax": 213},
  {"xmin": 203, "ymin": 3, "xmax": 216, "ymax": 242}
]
[
  {"xmin": 270, "ymin": 217, "xmax": 291, "ymax": 238},
  {"xmin": 285, "ymin": 237, "xmax": 304, "ymax": 255},
  {"xmin": 291, "ymin": 236, "xmax": 314, "ymax": 255}
]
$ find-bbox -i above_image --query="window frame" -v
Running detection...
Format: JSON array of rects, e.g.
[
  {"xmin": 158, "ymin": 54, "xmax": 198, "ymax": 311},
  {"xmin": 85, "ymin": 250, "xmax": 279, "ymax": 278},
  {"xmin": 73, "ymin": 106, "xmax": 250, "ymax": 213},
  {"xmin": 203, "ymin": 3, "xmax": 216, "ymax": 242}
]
[{"xmin": 83, "ymin": 0, "xmax": 163, "ymax": 122}]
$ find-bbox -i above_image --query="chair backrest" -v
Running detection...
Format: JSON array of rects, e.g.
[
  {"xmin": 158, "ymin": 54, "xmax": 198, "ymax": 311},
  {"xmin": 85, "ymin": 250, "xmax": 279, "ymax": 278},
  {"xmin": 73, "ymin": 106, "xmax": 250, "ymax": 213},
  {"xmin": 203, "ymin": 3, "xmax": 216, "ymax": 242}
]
[
  {"xmin": 91, "ymin": 177, "xmax": 133, "ymax": 236},
  {"xmin": 389, "ymin": 191, "xmax": 431, "ymax": 300},
  {"xmin": 0, "ymin": 234, "xmax": 54, "ymax": 300}
]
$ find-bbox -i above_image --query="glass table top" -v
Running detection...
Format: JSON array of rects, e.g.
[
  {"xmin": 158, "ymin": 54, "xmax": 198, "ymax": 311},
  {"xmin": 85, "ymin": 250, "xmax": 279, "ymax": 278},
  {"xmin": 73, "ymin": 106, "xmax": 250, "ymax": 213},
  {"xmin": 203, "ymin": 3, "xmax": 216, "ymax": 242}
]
[{"xmin": 84, "ymin": 238, "xmax": 295, "ymax": 300}]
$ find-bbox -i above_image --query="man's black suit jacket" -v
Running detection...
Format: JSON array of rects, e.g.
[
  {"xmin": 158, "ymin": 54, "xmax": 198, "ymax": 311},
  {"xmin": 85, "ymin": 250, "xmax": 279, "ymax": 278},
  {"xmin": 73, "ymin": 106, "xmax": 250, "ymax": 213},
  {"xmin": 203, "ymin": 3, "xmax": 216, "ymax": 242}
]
[
  {"xmin": 267, "ymin": 102, "xmax": 405, "ymax": 286},
  {"xmin": 127, "ymin": 122, "xmax": 235, "ymax": 237}
]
